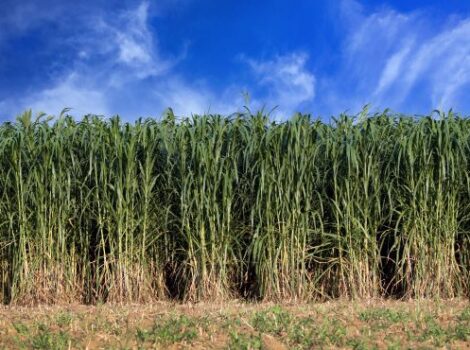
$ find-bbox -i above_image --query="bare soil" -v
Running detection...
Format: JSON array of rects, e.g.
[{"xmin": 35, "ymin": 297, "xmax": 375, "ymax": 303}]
[{"xmin": 0, "ymin": 299, "xmax": 469, "ymax": 349}]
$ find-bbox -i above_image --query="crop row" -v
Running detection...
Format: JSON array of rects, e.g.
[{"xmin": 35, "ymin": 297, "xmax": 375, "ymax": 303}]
[{"xmin": 0, "ymin": 109, "xmax": 469, "ymax": 304}]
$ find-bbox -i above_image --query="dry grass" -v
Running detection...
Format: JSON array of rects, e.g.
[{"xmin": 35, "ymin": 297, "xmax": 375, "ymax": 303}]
[{"xmin": 0, "ymin": 299, "xmax": 469, "ymax": 349}]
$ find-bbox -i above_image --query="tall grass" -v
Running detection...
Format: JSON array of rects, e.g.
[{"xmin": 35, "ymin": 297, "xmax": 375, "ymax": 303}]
[{"xmin": 0, "ymin": 109, "xmax": 469, "ymax": 304}]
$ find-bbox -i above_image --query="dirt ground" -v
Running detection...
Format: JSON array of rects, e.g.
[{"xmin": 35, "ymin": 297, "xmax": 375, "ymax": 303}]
[{"xmin": 0, "ymin": 299, "xmax": 469, "ymax": 349}]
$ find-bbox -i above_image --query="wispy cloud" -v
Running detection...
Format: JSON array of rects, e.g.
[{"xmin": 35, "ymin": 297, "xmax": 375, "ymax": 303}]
[
  {"xmin": 1, "ymin": 1, "xmax": 182, "ymax": 118},
  {"xmin": 1, "ymin": 0, "xmax": 317, "ymax": 120},
  {"xmin": 76, "ymin": 1, "xmax": 179, "ymax": 82},
  {"xmin": 242, "ymin": 52, "xmax": 316, "ymax": 117},
  {"xmin": 0, "ymin": 0, "xmax": 252, "ymax": 119},
  {"xmin": 152, "ymin": 77, "xmax": 244, "ymax": 117},
  {"xmin": 150, "ymin": 52, "xmax": 317, "ymax": 119},
  {"xmin": 374, "ymin": 41, "xmax": 413, "ymax": 96},
  {"xmin": 401, "ymin": 20, "xmax": 470, "ymax": 110},
  {"xmin": 101, "ymin": 1, "xmax": 178, "ymax": 79},
  {"xmin": 26, "ymin": 73, "xmax": 110, "ymax": 116},
  {"xmin": 115, "ymin": 2, "xmax": 154, "ymax": 65},
  {"xmin": 329, "ymin": 0, "xmax": 470, "ymax": 114},
  {"xmin": 4, "ymin": 0, "xmax": 466, "ymax": 120}
]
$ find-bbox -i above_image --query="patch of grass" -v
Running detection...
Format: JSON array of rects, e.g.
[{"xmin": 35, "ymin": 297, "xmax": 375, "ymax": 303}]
[
  {"xmin": 317, "ymin": 318, "xmax": 347, "ymax": 346},
  {"xmin": 458, "ymin": 306, "xmax": 470, "ymax": 321},
  {"xmin": 55, "ymin": 312, "xmax": 74, "ymax": 328},
  {"xmin": 407, "ymin": 312, "xmax": 470, "ymax": 347},
  {"xmin": 386, "ymin": 341, "xmax": 403, "ymax": 350},
  {"xmin": 358, "ymin": 307, "xmax": 410, "ymax": 332},
  {"xmin": 287, "ymin": 317, "xmax": 316, "ymax": 349},
  {"xmin": 359, "ymin": 308, "xmax": 409, "ymax": 323},
  {"xmin": 346, "ymin": 338, "xmax": 377, "ymax": 350},
  {"xmin": 227, "ymin": 331, "xmax": 263, "ymax": 350},
  {"xmin": 138, "ymin": 314, "xmax": 200, "ymax": 345},
  {"xmin": 251, "ymin": 305, "xmax": 292, "ymax": 335},
  {"xmin": 30, "ymin": 330, "xmax": 70, "ymax": 350},
  {"xmin": 12, "ymin": 322, "xmax": 29, "ymax": 335},
  {"xmin": 453, "ymin": 323, "xmax": 470, "ymax": 341}
]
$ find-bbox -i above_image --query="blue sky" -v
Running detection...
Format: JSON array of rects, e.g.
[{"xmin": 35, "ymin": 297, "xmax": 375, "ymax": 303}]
[{"xmin": 0, "ymin": 0, "xmax": 469, "ymax": 120}]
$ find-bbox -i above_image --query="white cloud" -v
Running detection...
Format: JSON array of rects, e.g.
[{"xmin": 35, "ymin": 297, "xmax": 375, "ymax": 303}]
[
  {"xmin": 1, "ymin": 1, "xmax": 316, "ymax": 120},
  {"xmin": 347, "ymin": 12, "xmax": 410, "ymax": 55},
  {"xmin": 23, "ymin": 73, "xmax": 110, "ymax": 116},
  {"xmin": 437, "ymin": 55, "xmax": 470, "ymax": 110},
  {"xmin": 402, "ymin": 20, "xmax": 470, "ymax": 110},
  {"xmin": 375, "ymin": 41, "xmax": 413, "ymax": 96},
  {"xmin": 157, "ymin": 53, "xmax": 317, "ymax": 119},
  {"xmin": 331, "ymin": 0, "xmax": 470, "ymax": 113},
  {"xmin": 93, "ymin": 1, "xmax": 177, "ymax": 81},
  {"xmin": 153, "ymin": 78, "xmax": 244, "ymax": 117},
  {"xmin": 244, "ymin": 53, "xmax": 316, "ymax": 117},
  {"xmin": 114, "ymin": 2, "xmax": 157, "ymax": 67},
  {"xmin": 1, "ymin": 1, "xmax": 180, "ymax": 118},
  {"xmin": 0, "ymin": 0, "xmax": 246, "ymax": 120}
]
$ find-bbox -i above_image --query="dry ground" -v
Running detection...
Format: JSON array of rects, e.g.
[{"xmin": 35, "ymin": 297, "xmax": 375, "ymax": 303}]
[{"xmin": 0, "ymin": 299, "xmax": 469, "ymax": 349}]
